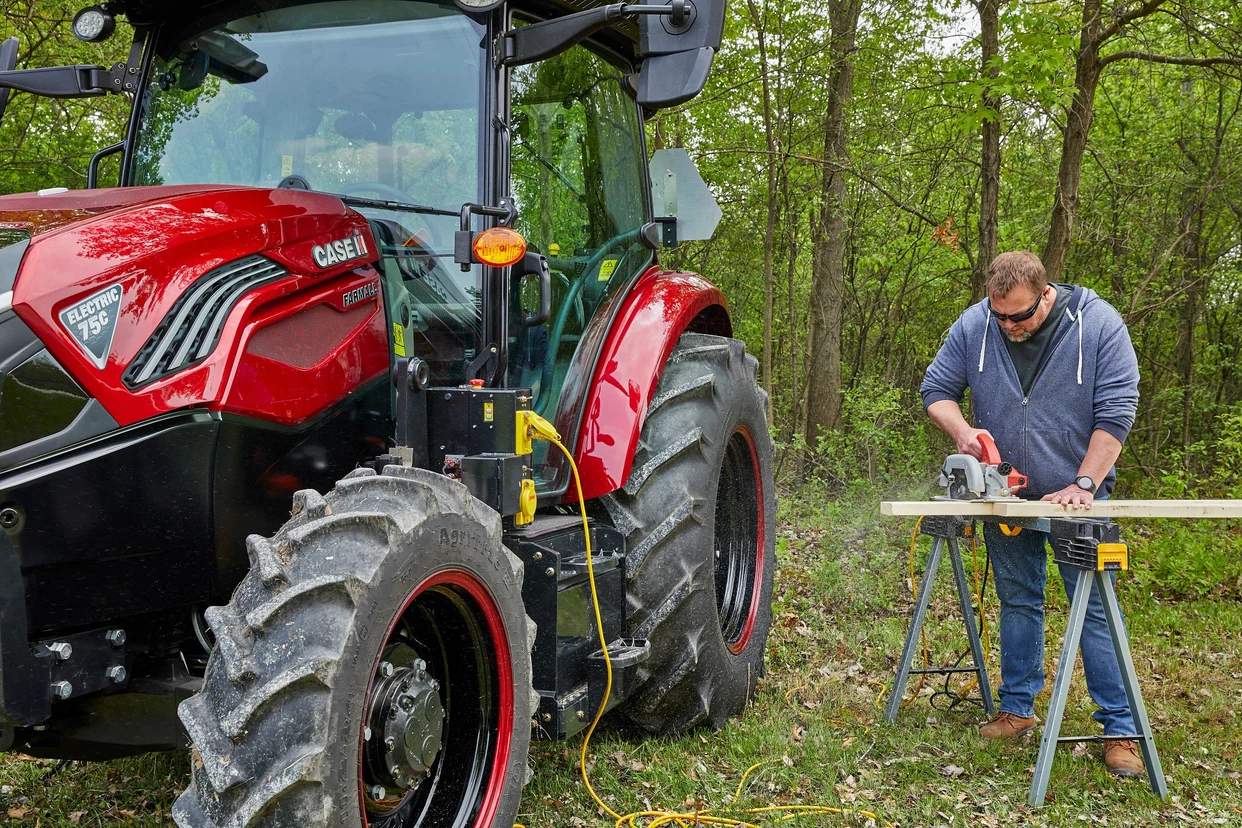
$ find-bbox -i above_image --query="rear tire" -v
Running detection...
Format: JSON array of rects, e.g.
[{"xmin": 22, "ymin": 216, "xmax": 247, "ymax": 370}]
[
  {"xmin": 602, "ymin": 333, "xmax": 775, "ymax": 733},
  {"xmin": 174, "ymin": 466, "xmax": 534, "ymax": 828}
]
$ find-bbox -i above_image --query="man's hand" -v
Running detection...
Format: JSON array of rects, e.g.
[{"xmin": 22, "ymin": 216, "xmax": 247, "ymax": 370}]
[
  {"xmin": 954, "ymin": 428, "xmax": 993, "ymax": 460},
  {"xmin": 927, "ymin": 401, "xmax": 992, "ymax": 459},
  {"xmin": 1042, "ymin": 484, "xmax": 1094, "ymax": 509}
]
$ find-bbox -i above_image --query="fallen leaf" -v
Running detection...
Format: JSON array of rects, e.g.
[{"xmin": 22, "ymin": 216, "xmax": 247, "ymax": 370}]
[
  {"xmin": 942, "ymin": 764, "xmax": 966, "ymax": 778},
  {"xmin": 8, "ymin": 808, "xmax": 30, "ymax": 819},
  {"xmin": 69, "ymin": 813, "xmax": 87, "ymax": 824}
]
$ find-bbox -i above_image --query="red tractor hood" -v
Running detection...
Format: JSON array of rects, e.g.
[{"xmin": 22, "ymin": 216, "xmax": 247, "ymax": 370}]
[
  {"xmin": 0, "ymin": 185, "xmax": 249, "ymax": 236},
  {"xmin": 2, "ymin": 185, "xmax": 383, "ymax": 427}
]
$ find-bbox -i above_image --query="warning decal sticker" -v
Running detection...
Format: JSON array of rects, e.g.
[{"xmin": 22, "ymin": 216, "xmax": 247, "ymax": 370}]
[{"xmin": 59, "ymin": 283, "xmax": 123, "ymax": 369}]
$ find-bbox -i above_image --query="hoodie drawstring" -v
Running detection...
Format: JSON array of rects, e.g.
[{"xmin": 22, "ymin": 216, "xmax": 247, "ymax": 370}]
[
  {"xmin": 978, "ymin": 307, "xmax": 991, "ymax": 373},
  {"xmin": 1062, "ymin": 305, "xmax": 1084, "ymax": 384}
]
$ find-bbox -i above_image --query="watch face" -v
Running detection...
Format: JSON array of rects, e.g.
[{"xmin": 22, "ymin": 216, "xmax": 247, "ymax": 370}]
[{"xmin": 1075, "ymin": 476, "xmax": 1095, "ymax": 492}]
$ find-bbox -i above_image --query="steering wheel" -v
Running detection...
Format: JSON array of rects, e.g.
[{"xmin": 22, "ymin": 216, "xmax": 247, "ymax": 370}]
[{"xmin": 539, "ymin": 228, "xmax": 642, "ymax": 415}]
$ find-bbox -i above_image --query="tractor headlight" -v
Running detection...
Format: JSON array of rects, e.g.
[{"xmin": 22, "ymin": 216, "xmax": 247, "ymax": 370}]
[
  {"xmin": 453, "ymin": 0, "xmax": 504, "ymax": 13},
  {"xmin": 72, "ymin": 6, "xmax": 116, "ymax": 43}
]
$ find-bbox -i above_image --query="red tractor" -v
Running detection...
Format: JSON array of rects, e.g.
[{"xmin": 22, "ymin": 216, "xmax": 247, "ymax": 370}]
[{"xmin": 0, "ymin": 1, "xmax": 774, "ymax": 825}]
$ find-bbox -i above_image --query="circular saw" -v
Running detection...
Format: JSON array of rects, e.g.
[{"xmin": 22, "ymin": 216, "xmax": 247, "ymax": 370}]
[{"xmin": 936, "ymin": 433, "xmax": 1028, "ymax": 500}]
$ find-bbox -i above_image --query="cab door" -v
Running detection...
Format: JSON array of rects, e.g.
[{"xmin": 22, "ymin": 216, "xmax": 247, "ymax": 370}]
[{"xmin": 507, "ymin": 35, "xmax": 652, "ymax": 489}]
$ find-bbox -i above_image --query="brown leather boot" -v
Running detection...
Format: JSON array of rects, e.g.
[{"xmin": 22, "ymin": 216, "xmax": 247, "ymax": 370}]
[
  {"xmin": 978, "ymin": 711, "xmax": 1037, "ymax": 740},
  {"xmin": 1104, "ymin": 740, "xmax": 1145, "ymax": 778}
]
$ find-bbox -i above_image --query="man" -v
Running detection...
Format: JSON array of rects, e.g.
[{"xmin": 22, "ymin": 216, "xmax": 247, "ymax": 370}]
[{"xmin": 920, "ymin": 251, "xmax": 1143, "ymax": 778}]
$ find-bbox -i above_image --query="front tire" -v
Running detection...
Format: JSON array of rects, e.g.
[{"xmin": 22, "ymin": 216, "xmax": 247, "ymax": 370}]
[
  {"xmin": 174, "ymin": 466, "xmax": 534, "ymax": 828},
  {"xmin": 602, "ymin": 334, "xmax": 776, "ymax": 733}
]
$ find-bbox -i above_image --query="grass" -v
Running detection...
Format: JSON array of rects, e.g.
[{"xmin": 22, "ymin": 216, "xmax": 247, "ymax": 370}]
[{"xmin": 4, "ymin": 488, "xmax": 1241, "ymax": 826}]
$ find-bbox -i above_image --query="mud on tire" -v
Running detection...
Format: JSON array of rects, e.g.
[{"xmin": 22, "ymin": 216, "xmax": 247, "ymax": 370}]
[
  {"xmin": 174, "ymin": 466, "xmax": 535, "ymax": 828},
  {"xmin": 602, "ymin": 333, "xmax": 776, "ymax": 734}
]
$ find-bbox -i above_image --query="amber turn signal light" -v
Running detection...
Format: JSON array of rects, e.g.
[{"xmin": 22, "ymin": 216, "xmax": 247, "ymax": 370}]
[{"xmin": 472, "ymin": 227, "xmax": 527, "ymax": 268}]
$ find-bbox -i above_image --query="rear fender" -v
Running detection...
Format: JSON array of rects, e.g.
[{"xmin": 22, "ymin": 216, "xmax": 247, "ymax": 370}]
[{"xmin": 568, "ymin": 266, "xmax": 730, "ymax": 502}]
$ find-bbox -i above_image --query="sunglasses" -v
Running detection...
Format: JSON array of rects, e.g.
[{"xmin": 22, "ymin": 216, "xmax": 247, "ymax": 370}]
[{"xmin": 990, "ymin": 287, "xmax": 1046, "ymax": 323}]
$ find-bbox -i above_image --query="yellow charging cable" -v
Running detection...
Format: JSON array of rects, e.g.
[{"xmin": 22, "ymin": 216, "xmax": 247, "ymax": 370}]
[{"xmin": 524, "ymin": 413, "xmax": 893, "ymax": 828}]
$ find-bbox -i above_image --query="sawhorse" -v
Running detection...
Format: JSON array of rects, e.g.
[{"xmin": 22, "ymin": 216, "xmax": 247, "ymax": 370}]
[
  {"xmin": 884, "ymin": 515, "xmax": 995, "ymax": 723},
  {"xmin": 1028, "ymin": 518, "xmax": 1167, "ymax": 805}
]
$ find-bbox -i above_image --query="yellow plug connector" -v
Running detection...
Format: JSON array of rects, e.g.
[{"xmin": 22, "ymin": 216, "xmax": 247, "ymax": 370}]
[
  {"xmin": 515, "ymin": 409, "xmax": 560, "ymax": 453},
  {"xmin": 513, "ymin": 411, "xmax": 560, "ymax": 526}
]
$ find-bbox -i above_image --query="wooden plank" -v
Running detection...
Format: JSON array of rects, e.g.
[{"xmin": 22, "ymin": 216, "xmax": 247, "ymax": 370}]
[
  {"xmin": 881, "ymin": 500, "xmax": 1001, "ymax": 516},
  {"xmin": 995, "ymin": 499, "xmax": 1242, "ymax": 519},
  {"xmin": 881, "ymin": 499, "xmax": 1242, "ymax": 519}
]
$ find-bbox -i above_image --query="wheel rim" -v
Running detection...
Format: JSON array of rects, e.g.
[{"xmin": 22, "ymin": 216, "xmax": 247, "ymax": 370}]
[
  {"xmin": 360, "ymin": 568, "xmax": 513, "ymax": 827},
  {"xmin": 714, "ymin": 428, "xmax": 765, "ymax": 655}
]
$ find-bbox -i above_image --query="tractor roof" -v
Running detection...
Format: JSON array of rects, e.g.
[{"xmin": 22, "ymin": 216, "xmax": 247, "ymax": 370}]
[{"xmin": 120, "ymin": 0, "xmax": 639, "ymax": 58}]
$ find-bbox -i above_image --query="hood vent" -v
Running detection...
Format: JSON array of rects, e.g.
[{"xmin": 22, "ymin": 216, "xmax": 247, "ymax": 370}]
[{"xmin": 124, "ymin": 255, "xmax": 285, "ymax": 388}]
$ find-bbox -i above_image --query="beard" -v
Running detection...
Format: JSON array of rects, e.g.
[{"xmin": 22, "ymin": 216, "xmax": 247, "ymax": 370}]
[{"xmin": 1004, "ymin": 328, "xmax": 1035, "ymax": 343}]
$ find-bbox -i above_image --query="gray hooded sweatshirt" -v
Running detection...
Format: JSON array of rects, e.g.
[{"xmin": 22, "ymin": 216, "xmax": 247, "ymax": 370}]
[{"xmin": 920, "ymin": 285, "xmax": 1139, "ymax": 498}]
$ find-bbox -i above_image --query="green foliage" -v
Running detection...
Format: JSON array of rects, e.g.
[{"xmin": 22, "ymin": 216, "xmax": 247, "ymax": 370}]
[
  {"xmin": 804, "ymin": 377, "xmax": 932, "ymax": 495},
  {"xmin": 0, "ymin": 3, "xmax": 129, "ymax": 191},
  {"xmin": 1130, "ymin": 521, "xmax": 1242, "ymax": 601}
]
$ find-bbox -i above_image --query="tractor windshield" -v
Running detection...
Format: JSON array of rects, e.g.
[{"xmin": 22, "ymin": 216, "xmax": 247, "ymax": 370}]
[
  {"xmin": 131, "ymin": 0, "xmax": 488, "ymax": 384},
  {"xmin": 132, "ymin": 1, "xmax": 483, "ymax": 208}
]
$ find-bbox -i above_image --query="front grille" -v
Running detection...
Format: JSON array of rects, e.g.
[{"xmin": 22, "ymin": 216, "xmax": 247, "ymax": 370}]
[{"xmin": 124, "ymin": 255, "xmax": 285, "ymax": 388}]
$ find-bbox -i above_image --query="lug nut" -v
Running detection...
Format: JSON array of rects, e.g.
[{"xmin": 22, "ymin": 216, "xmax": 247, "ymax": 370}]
[
  {"xmin": 577, "ymin": 710, "xmax": 586, "ymax": 721},
  {"xmin": 400, "ymin": 695, "xmax": 414, "ymax": 711},
  {"xmin": 106, "ymin": 629, "xmax": 126, "ymax": 647},
  {"xmin": 106, "ymin": 665, "xmax": 127, "ymax": 684},
  {"xmin": 379, "ymin": 661, "xmax": 395, "ymax": 678},
  {"xmin": 369, "ymin": 784, "xmax": 386, "ymax": 800},
  {"xmin": 47, "ymin": 642, "xmax": 72, "ymax": 661},
  {"xmin": 51, "ymin": 681, "xmax": 73, "ymax": 700},
  {"xmin": 385, "ymin": 736, "xmax": 397, "ymax": 750},
  {"xmin": 364, "ymin": 726, "xmax": 372, "ymax": 741}
]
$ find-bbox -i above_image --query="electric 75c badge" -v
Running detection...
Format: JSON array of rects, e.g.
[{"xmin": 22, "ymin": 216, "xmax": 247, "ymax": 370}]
[{"xmin": 59, "ymin": 283, "xmax": 123, "ymax": 369}]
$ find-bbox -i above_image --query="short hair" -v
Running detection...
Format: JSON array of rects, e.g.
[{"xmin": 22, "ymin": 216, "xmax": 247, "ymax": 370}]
[{"xmin": 987, "ymin": 251, "xmax": 1046, "ymax": 297}]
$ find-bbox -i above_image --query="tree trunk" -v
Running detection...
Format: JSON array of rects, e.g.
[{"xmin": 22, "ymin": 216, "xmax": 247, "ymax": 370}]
[
  {"xmin": 746, "ymin": 0, "xmax": 779, "ymax": 425},
  {"xmin": 975, "ymin": 0, "xmax": 1002, "ymax": 302},
  {"xmin": 1042, "ymin": 0, "xmax": 1104, "ymax": 283},
  {"xmin": 806, "ymin": 0, "xmax": 862, "ymax": 442}
]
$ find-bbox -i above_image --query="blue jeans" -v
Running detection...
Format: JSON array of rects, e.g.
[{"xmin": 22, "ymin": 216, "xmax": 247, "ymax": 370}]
[{"xmin": 982, "ymin": 521, "xmax": 1136, "ymax": 735}]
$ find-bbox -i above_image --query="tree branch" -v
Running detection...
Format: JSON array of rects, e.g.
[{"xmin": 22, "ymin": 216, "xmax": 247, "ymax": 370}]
[
  {"xmin": 1100, "ymin": 50, "xmax": 1242, "ymax": 69},
  {"xmin": 1095, "ymin": 0, "xmax": 1166, "ymax": 48}
]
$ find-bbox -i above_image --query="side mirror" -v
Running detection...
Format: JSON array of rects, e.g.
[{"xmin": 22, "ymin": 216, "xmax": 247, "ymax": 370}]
[
  {"xmin": 649, "ymin": 148, "xmax": 721, "ymax": 246},
  {"xmin": 631, "ymin": 0, "xmax": 725, "ymax": 109},
  {"xmin": 0, "ymin": 38, "xmax": 18, "ymax": 126}
]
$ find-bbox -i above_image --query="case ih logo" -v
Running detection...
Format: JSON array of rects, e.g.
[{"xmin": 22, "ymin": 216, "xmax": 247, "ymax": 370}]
[
  {"xmin": 59, "ymin": 283, "xmax": 123, "ymax": 369},
  {"xmin": 341, "ymin": 280, "xmax": 379, "ymax": 310},
  {"xmin": 312, "ymin": 231, "xmax": 369, "ymax": 268}
]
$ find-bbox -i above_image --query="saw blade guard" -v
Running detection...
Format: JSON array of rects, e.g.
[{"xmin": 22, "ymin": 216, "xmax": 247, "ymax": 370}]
[{"xmin": 938, "ymin": 434, "xmax": 1028, "ymax": 499}]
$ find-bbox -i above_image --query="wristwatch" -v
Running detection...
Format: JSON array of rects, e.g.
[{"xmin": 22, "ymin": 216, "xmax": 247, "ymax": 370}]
[{"xmin": 1073, "ymin": 475, "xmax": 1096, "ymax": 493}]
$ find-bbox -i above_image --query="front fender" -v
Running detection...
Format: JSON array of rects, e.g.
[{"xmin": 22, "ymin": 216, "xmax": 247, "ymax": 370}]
[{"xmin": 568, "ymin": 267, "xmax": 730, "ymax": 502}]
